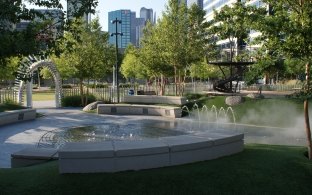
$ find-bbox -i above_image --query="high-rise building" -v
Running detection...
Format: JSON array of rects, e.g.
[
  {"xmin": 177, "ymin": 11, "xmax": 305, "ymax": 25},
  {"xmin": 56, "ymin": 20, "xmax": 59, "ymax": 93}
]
[
  {"xmin": 204, "ymin": 0, "xmax": 238, "ymax": 21},
  {"xmin": 187, "ymin": 0, "xmax": 203, "ymax": 9},
  {"xmin": 35, "ymin": 9, "xmax": 64, "ymax": 40},
  {"xmin": 67, "ymin": 0, "xmax": 91, "ymax": 24},
  {"xmin": 135, "ymin": 18, "xmax": 146, "ymax": 46},
  {"xmin": 108, "ymin": 10, "xmax": 132, "ymax": 49},
  {"xmin": 15, "ymin": 9, "xmax": 63, "ymax": 40},
  {"xmin": 130, "ymin": 12, "xmax": 137, "ymax": 47},
  {"xmin": 132, "ymin": 7, "xmax": 155, "ymax": 47},
  {"xmin": 203, "ymin": 0, "xmax": 266, "ymax": 61},
  {"xmin": 140, "ymin": 7, "xmax": 154, "ymax": 25}
]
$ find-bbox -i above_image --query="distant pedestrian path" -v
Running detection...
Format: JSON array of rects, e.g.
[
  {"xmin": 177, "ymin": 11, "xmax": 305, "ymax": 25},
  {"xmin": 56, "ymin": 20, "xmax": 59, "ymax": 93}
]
[{"xmin": 24, "ymin": 100, "xmax": 55, "ymax": 108}]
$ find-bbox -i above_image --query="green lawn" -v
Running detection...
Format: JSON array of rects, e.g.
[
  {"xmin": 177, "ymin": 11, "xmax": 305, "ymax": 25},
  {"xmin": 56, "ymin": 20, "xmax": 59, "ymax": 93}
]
[
  {"xmin": 32, "ymin": 92, "xmax": 55, "ymax": 101},
  {"xmin": 0, "ymin": 144, "xmax": 311, "ymax": 194}
]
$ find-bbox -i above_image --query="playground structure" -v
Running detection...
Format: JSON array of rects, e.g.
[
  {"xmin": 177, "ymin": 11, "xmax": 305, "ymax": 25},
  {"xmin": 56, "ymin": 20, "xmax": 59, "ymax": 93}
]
[{"xmin": 210, "ymin": 62, "xmax": 254, "ymax": 93}]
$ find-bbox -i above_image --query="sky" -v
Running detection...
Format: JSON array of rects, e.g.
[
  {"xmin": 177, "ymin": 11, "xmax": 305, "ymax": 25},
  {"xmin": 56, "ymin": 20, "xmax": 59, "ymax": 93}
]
[{"xmin": 26, "ymin": 0, "xmax": 168, "ymax": 31}]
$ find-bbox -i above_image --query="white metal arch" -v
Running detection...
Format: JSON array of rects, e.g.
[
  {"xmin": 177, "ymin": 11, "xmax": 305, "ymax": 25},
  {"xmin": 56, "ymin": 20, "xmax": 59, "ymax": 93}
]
[{"xmin": 17, "ymin": 60, "xmax": 63, "ymax": 108}]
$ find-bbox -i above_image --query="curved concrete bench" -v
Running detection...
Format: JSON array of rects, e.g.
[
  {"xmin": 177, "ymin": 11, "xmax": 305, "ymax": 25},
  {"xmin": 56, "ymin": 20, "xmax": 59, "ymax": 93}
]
[
  {"xmin": 97, "ymin": 104, "xmax": 182, "ymax": 118},
  {"xmin": 58, "ymin": 132, "xmax": 244, "ymax": 173},
  {"xmin": 0, "ymin": 109, "xmax": 36, "ymax": 126}
]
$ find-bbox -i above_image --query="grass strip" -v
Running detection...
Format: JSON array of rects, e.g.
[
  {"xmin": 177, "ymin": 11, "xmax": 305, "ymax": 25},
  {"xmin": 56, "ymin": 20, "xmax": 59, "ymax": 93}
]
[{"xmin": 0, "ymin": 144, "xmax": 311, "ymax": 195}]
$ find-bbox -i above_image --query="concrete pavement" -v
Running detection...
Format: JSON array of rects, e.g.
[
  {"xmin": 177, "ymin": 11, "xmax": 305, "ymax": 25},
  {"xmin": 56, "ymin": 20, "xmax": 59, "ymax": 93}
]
[{"xmin": 0, "ymin": 107, "xmax": 168, "ymax": 168}]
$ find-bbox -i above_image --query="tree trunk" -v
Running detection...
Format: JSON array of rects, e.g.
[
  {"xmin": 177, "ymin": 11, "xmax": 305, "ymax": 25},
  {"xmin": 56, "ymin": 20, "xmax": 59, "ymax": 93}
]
[
  {"xmin": 79, "ymin": 79, "xmax": 84, "ymax": 107},
  {"xmin": 160, "ymin": 74, "xmax": 165, "ymax": 96},
  {"xmin": 178, "ymin": 70, "xmax": 181, "ymax": 96},
  {"xmin": 86, "ymin": 78, "xmax": 90, "ymax": 106},
  {"xmin": 305, "ymin": 62, "xmax": 312, "ymax": 159},
  {"xmin": 174, "ymin": 66, "xmax": 177, "ymax": 96},
  {"xmin": 304, "ymin": 100, "xmax": 312, "ymax": 159}
]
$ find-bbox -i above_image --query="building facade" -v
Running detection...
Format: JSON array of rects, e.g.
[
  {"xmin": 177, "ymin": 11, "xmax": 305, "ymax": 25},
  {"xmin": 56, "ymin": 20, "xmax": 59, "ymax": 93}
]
[
  {"xmin": 140, "ymin": 7, "xmax": 154, "ymax": 24},
  {"xmin": 204, "ymin": 0, "xmax": 237, "ymax": 21},
  {"xmin": 108, "ymin": 10, "xmax": 132, "ymax": 49},
  {"xmin": 135, "ymin": 18, "xmax": 146, "ymax": 47},
  {"xmin": 67, "ymin": 0, "xmax": 91, "ymax": 24},
  {"xmin": 35, "ymin": 9, "xmax": 64, "ymax": 40},
  {"xmin": 187, "ymin": 0, "xmax": 204, "ymax": 9},
  {"xmin": 15, "ymin": 9, "xmax": 63, "ymax": 40},
  {"xmin": 203, "ymin": 0, "xmax": 265, "ymax": 61},
  {"xmin": 109, "ymin": 8, "xmax": 156, "ymax": 49}
]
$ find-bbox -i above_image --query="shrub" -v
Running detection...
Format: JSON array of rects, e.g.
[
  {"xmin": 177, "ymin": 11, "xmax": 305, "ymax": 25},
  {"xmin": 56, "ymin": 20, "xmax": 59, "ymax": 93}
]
[
  {"xmin": 50, "ymin": 84, "xmax": 72, "ymax": 89},
  {"xmin": 119, "ymin": 83, "xmax": 132, "ymax": 88},
  {"xmin": 0, "ymin": 99, "xmax": 25, "ymax": 112},
  {"xmin": 184, "ymin": 93, "xmax": 204, "ymax": 100},
  {"xmin": 61, "ymin": 95, "xmax": 96, "ymax": 107},
  {"xmin": 3, "ymin": 98, "xmax": 17, "ymax": 104},
  {"xmin": 85, "ymin": 84, "xmax": 108, "ymax": 88},
  {"xmin": 62, "ymin": 84, "xmax": 72, "ymax": 89}
]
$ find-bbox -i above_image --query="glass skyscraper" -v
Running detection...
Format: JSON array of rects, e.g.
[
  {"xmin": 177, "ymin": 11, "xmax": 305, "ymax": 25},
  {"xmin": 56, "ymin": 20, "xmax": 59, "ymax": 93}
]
[
  {"xmin": 140, "ymin": 7, "xmax": 154, "ymax": 24},
  {"xmin": 108, "ymin": 10, "xmax": 132, "ymax": 49}
]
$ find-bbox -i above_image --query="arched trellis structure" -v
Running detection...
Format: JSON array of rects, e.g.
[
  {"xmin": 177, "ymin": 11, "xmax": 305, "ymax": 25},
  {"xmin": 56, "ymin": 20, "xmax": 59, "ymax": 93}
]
[{"xmin": 16, "ymin": 60, "xmax": 63, "ymax": 108}]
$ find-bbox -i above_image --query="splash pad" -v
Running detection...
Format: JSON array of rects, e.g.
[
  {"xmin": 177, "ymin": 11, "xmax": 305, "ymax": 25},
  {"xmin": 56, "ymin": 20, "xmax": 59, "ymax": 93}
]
[{"xmin": 53, "ymin": 104, "xmax": 243, "ymax": 173}]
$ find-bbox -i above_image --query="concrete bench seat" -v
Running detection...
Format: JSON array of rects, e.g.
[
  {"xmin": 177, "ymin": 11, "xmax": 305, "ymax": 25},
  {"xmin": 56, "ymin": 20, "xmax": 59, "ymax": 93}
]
[
  {"xmin": 11, "ymin": 131, "xmax": 243, "ymax": 172},
  {"xmin": 123, "ymin": 95, "xmax": 187, "ymax": 105},
  {"xmin": 137, "ymin": 90, "xmax": 156, "ymax": 95},
  {"xmin": 0, "ymin": 109, "xmax": 36, "ymax": 126},
  {"xmin": 11, "ymin": 148, "xmax": 58, "ymax": 168},
  {"xmin": 97, "ymin": 104, "xmax": 182, "ymax": 118},
  {"xmin": 58, "ymin": 132, "xmax": 244, "ymax": 173}
]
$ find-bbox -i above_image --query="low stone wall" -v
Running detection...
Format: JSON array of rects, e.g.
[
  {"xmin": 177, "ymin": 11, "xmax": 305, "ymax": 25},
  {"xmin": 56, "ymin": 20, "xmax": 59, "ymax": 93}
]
[
  {"xmin": 123, "ymin": 95, "xmax": 187, "ymax": 105},
  {"xmin": 58, "ymin": 132, "xmax": 244, "ymax": 173},
  {"xmin": 97, "ymin": 104, "xmax": 182, "ymax": 118},
  {"xmin": 0, "ymin": 109, "xmax": 36, "ymax": 126}
]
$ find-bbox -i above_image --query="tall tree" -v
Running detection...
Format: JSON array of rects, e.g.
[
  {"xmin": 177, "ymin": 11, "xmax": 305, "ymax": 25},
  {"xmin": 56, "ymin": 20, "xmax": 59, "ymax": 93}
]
[
  {"xmin": 154, "ymin": 0, "xmax": 208, "ymax": 95},
  {"xmin": 211, "ymin": 2, "xmax": 252, "ymax": 62},
  {"xmin": 159, "ymin": 0, "xmax": 188, "ymax": 95},
  {"xmin": 52, "ymin": 18, "xmax": 115, "ymax": 106},
  {"xmin": 254, "ymin": 0, "xmax": 312, "ymax": 159},
  {"xmin": 120, "ymin": 44, "xmax": 147, "ymax": 81},
  {"xmin": 139, "ymin": 22, "xmax": 171, "ymax": 95}
]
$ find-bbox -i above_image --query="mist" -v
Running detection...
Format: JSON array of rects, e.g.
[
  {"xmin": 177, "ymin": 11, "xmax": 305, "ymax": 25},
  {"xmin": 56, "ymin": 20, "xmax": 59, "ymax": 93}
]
[{"xmin": 182, "ymin": 103, "xmax": 310, "ymax": 146}]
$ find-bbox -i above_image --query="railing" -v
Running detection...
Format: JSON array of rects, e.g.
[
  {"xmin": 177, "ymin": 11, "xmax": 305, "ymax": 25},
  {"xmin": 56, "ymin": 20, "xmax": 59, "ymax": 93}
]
[
  {"xmin": 0, "ymin": 89, "xmax": 17, "ymax": 103},
  {"xmin": 243, "ymin": 84, "xmax": 303, "ymax": 91},
  {"xmin": 0, "ymin": 83, "xmax": 303, "ymax": 105},
  {"xmin": 62, "ymin": 83, "xmax": 214, "ymax": 101}
]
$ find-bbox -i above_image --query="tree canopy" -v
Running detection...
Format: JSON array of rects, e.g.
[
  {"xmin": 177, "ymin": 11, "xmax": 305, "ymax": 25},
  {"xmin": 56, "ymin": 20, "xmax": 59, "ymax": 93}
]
[
  {"xmin": 0, "ymin": 0, "xmax": 98, "ymax": 67},
  {"xmin": 51, "ymin": 18, "xmax": 114, "ymax": 105},
  {"xmin": 121, "ymin": 0, "xmax": 211, "ymax": 95}
]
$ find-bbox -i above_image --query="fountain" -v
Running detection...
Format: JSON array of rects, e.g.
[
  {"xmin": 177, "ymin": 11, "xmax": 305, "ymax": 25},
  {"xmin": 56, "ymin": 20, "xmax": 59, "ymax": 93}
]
[
  {"xmin": 31, "ymin": 104, "xmax": 245, "ymax": 173},
  {"xmin": 180, "ymin": 103, "xmax": 237, "ymax": 133}
]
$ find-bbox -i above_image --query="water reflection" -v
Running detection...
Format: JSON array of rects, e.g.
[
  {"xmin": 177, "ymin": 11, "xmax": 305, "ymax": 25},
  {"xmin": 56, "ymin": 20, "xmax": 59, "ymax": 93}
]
[{"xmin": 38, "ymin": 119, "xmax": 306, "ymax": 149}]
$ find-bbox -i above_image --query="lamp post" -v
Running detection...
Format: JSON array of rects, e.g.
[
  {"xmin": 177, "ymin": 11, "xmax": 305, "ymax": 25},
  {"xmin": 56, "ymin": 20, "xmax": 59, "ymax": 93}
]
[{"xmin": 111, "ymin": 18, "xmax": 123, "ymax": 103}]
